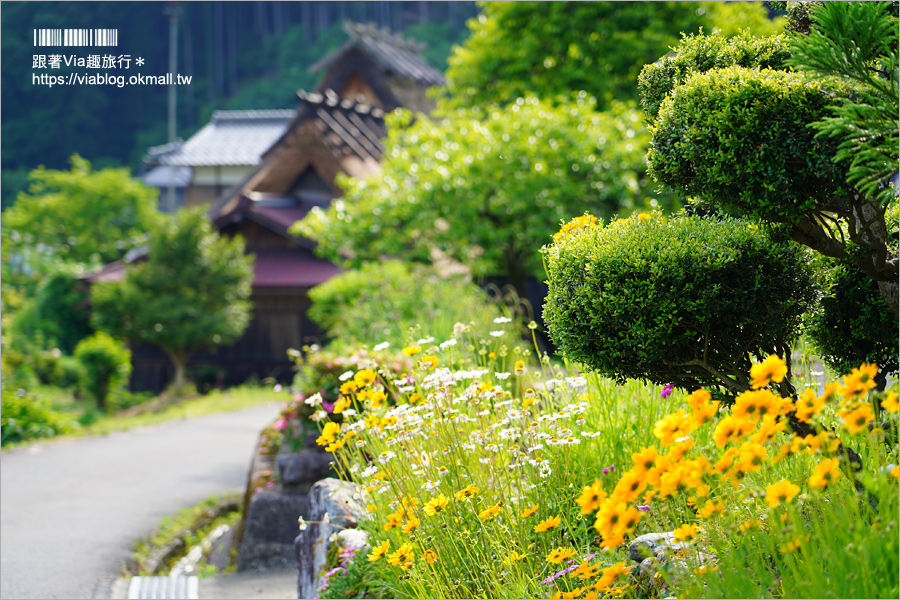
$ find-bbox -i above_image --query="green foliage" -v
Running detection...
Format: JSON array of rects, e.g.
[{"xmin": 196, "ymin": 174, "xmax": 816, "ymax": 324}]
[
  {"xmin": 638, "ymin": 30, "xmax": 791, "ymax": 120},
  {"xmin": 296, "ymin": 98, "xmax": 661, "ymax": 290},
  {"xmin": 648, "ymin": 67, "xmax": 861, "ymax": 221},
  {"xmin": 73, "ymin": 331, "xmax": 132, "ymax": 411},
  {"xmin": 1, "ymin": 388, "xmax": 78, "ymax": 446},
  {"xmin": 542, "ymin": 214, "xmax": 817, "ymax": 392},
  {"xmin": 786, "ymin": 1, "xmax": 899, "ymax": 205},
  {"xmin": 308, "ymin": 261, "xmax": 505, "ymax": 350},
  {"xmin": 90, "ymin": 207, "xmax": 253, "ymax": 390},
  {"xmin": 442, "ymin": 1, "xmax": 783, "ymax": 109},
  {"xmin": 1, "ymin": 155, "xmax": 161, "ymax": 269},
  {"xmin": 8, "ymin": 272, "xmax": 94, "ymax": 355},
  {"xmin": 806, "ymin": 257, "xmax": 899, "ymax": 378}
]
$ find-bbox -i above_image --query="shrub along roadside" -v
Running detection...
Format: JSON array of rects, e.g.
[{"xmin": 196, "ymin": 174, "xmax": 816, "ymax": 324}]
[{"xmin": 541, "ymin": 213, "xmax": 817, "ymax": 397}]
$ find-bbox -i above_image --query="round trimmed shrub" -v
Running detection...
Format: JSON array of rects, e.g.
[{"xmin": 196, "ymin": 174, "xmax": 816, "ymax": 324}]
[
  {"xmin": 542, "ymin": 214, "xmax": 817, "ymax": 391},
  {"xmin": 74, "ymin": 331, "xmax": 131, "ymax": 411},
  {"xmin": 647, "ymin": 66, "xmax": 864, "ymax": 221},
  {"xmin": 639, "ymin": 30, "xmax": 791, "ymax": 120}
]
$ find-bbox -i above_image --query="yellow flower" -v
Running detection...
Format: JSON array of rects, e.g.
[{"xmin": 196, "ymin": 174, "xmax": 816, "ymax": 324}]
[
  {"xmin": 569, "ymin": 560, "xmax": 602, "ymax": 580},
  {"xmin": 737, "ymin": 442, "xmax": 767, "ymax": 473},
  {"xmin": 732, "ymin": 389, "xmax": 779, "ymax": 421},
  {"xmin": 520, "ymin": 503, "xmax": 539, "ymax": 518},
  {"xmin": 779, "ymin": 534, "xmax": 810, "ymax": 554},
  {"xmin": 515, "ymin": 360, "xmax": 525, "ymax": 375},
  {"xmin": 794, "ymin": 388, "xmax": 826, "ymax": 424},
  {"xmin": 631, "ymin": 446, "xmax": 659, "ymax": 477},
  {"xmin": 503, "ymin": 550, "xmax": 527, "ymax": 565},
  {"xmin": 423, "ymin": 549, "xmax": 438, "ymax": 565},
  {"xmin": 841, "ymin": 363, "xmax": 878, "ymax": 398},
  {"xmin": 339, "ymin": 380, "xmax": 358, "ymax": 395},
  {"xmin": 367, "ymin": 540, "xmax": 390, "ymax": 562},
  {"xmin": 653, "ymin": 410, "xmax": 695, "ymax": 446},
  {"xmin": 696, "ymin": 499, "xmax": 724, "ymax": 519},
  {"xmin": 687, "ymin": 388, "xmax": 718, "ymax": 425},
  {"xmin": 713, "ymin": 415, "xmax": 754, "ymax": 447},
  {"xmin": 353, "ymin": 369, "xmax": 378, "ymax": 387},
  {"xmin": 454, "ymin": 484, "xmax": 480, "ymax": 501},
  {"xmin": 546, "ymin": 547, "xmax": 578, "ymax": 564},
  {"xmin": 765, "ymin": 480, "xmax": 800, "ymax": 508},
  {"xmin": 576, "ymin": 479, "xmax": 607, "ymax": 514},
  {"xmin": 401, "ymin": 515, "xmax": 421, "ymax": 534},
  {"xmin": 554, "ymin": 214, "xmax": 599, "ymax": 242},
  {"xmin": 316, "ymin": 422, "xmax": 341, "ymax": 446},
  {"xmin": 694, "ymin": 564, "xmax": 719, "ymax": 576},
  {"xmin": 333, "ymin": 397, "xmax": 351, "ymax": 414},
  {"xmin": 611, "ymin": 469, "xmax": 647, "ymax": 504},
  {"xmin": 324, "ymin": 439, "xmax": 346, "ymax": 453},
  {"xmin": 478, "ymin": 504, "xmax": 502, "ymax": 521},
  {"xmin": 672, "ymin": 523, "xmax": 700, "ymax": 542},
  {"xmin": 408, "ymin": 392, "xmax": 421, "ymax": 405},
  {"xmin": 402, "ymin": 345, "xmax": 421, "ymax": 357},
  {"xmin": 533, "ymin": 514, "xmax": 561, "ymax": 533},
  {"xmin": 839, "ymin": 402, "xmax": 874, "ymax": 434},
  {"xmin": 750, "ymin": 354, "xmax": 788, "ymax": 389},
  {"xmin": 596, "ymin": 562, "xmax": 631, "ymax": 591},
  {"xmin": 751, "ymin": 414, "xmax": 787, "ymax": 444},
  {"xmin": 387, "ymin": 543, "xmax": 415, "ymax": 570},
  {"xmin": 384, "ymin": 511, "xmax": 404, "ymax": 531},
  {"xmin": 882, "ymin": 392, "xmax": 899, "ymax": 413},
  {"xmin": 424, "ymin": 494, "xmax": 450, "ymax": 516},
  {"xmin": 739, "ymin": 519, "xmax": 762, "ymax": 532},
  {"xmin": 809, "ymin": 457, "xmax": 841, "ymax": 490},
  {"xmin": 419, "ymin": 355, "xmax": 439, "ymax": 370},
  {"xmin": 891, "ymin": 466, "xmax": 899, "ymax": 479}
]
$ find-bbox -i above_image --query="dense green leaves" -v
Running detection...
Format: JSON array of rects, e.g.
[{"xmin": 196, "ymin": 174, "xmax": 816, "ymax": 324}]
[
  {"xmin": 73, "ymin": 331, "xmax": 131, "ymax": 411},
  {"xmin": 91, "ymin": 208, "xmax": 253, "ymax": 390},
  {"xmin": 786, "ymin": 1, "xmax": 899, "ymax": 206},
  {"xmin": 442, "ymin": 1, "xmax": 783, "ymax": 109},
  {"xmin": 308, "ymin": 260, "xmax": 504, "ymax": 350},
  {"xmin": 542, "ymin": 214, "xmax": 817, "ymax": 393},
  {"xmin": 638, "ymin": 30, "xmax": 791, "ymax": 120},
  {"xmin": 648, "ymin": 67, "xmax": 861, "ymax": 221},
  {"xmin": 1, "ymin": 155, "xmax": 161, "ymax": 269},
  {"xmin": 296, "ymin": 97, "xmax": 660, "ymax": 291}
]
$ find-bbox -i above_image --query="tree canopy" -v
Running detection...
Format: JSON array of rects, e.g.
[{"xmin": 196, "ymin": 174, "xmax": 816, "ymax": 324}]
[
  {"xmin": 1, "ymin": 155, "xmax": 161, "ymax": 269},
  {"xmin": 441, "ymin": 1, "xmax": 783, "ymax": 109},
  {"xmin": 294, "ymin": 97, "xmax": 662, "ymax": 295},
  {"xmin": 641, "ymin": 1, "xmax": 898, "ymax": 313},
  {"xmin": 90, "ymin": 208, "xmax": 253, "ymax": 391}
]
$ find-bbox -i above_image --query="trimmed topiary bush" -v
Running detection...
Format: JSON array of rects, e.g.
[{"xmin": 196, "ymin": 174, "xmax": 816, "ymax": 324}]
[
  {"xmin": 806, "ymin": 257, "xmax": 899, "ymax": 384},
  {"xmin": 74, "ymin": 331, "xmax": 132, "ymax": 411},
  {"xmin": 639, "ymin": 30, "xmax": 791, "ymax": 120},
  {"xmin": 647, "ymin": 66, "xmax": 863, "ymax": 222},
  {"xmin": 541, "ymin": 213, "xmax": 818, "ymax": 394}
]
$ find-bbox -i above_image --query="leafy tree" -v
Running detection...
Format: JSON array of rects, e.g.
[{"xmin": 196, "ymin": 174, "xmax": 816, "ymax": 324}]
[
  {"xmin": 295, "ymin": 97, "xmax": 662, "ymax": 298},
  {"xmin": 441, "ymin": 1, "xmax": 783, "ymax": 109},
  {"xmin": 641, "ymin": 2, "xmax": 898, "ymax": 314},
  {"xmin": 90, "ymin": 208, "xmax": 253, "ymax": 392},
  {"xmin": 1, "ymin": 155, "xmax": 161, "ymax": 269},
  {"xmin": 8, "ymin": 272, "xmax": 93, "ymax": 355}
]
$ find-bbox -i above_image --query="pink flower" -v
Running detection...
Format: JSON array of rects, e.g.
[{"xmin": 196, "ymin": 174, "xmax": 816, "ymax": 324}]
[
  {"xmin": 273, "ymin": 418, "xmax": 287, "ymax": 431},
  {"xmin": 322, "ymin": 401, "xmax": 335, "ymax": 413}
]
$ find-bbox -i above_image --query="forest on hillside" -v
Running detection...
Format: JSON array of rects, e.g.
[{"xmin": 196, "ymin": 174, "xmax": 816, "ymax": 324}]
[{"xmin": 0, "ymin": 1, "xmax": 477, "ymax": 207}]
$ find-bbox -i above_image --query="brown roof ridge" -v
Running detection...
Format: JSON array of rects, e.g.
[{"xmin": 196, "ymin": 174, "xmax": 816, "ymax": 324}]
[{"xmin": 297, "ymin": 88, "xmax": 385, "ymax": 119}]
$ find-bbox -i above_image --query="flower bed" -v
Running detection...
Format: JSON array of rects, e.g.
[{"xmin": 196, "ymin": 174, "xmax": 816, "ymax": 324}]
[{"xmin": 291, "ymin": 322, "xmax": 897, "ymax": 599}]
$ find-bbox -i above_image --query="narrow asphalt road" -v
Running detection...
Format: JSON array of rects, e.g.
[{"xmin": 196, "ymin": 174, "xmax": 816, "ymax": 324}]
[{"xmin": 1, "ymin": 403, "xmax": 280, "ymax": 600}]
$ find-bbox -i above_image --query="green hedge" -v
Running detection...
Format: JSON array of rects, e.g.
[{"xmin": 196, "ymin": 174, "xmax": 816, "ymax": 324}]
[
  {"xmin": 542, "ymin": 214, "xmax": 817, "ymax": 390},
  {"xmin": 73, "ymin": 331, "xmax": 131, "ymax": 411},
  {"xmin": 647, "ymin": 66, "xmax": 864, "ymax": 221},
  {"xmin": 639, "ymin": 30, "xmax": 791, "ymax": 120}
]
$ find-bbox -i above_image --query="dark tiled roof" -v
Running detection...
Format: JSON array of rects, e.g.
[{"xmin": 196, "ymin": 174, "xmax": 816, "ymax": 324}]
[
  {"xmin": 310, "ymin": 21, "xmax": 445, "ymax": 87},
  {"xmin": 147, "ymin": 110, "xmax": 295, "ymax": 167},
  {"xmin": 270, "ymin": 89, "xmax": 387, "ymax": 165}
]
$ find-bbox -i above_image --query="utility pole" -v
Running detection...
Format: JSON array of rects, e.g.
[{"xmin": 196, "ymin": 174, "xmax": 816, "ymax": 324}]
[{"xmin": 164, "ymin": 2, "xmax": 182, "ymax": 213}]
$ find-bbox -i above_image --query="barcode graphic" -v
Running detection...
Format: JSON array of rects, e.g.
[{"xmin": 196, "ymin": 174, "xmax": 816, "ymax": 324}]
[{"xmin": 33, "ymin": 28, "xmax": 118, "ymax": 47}]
